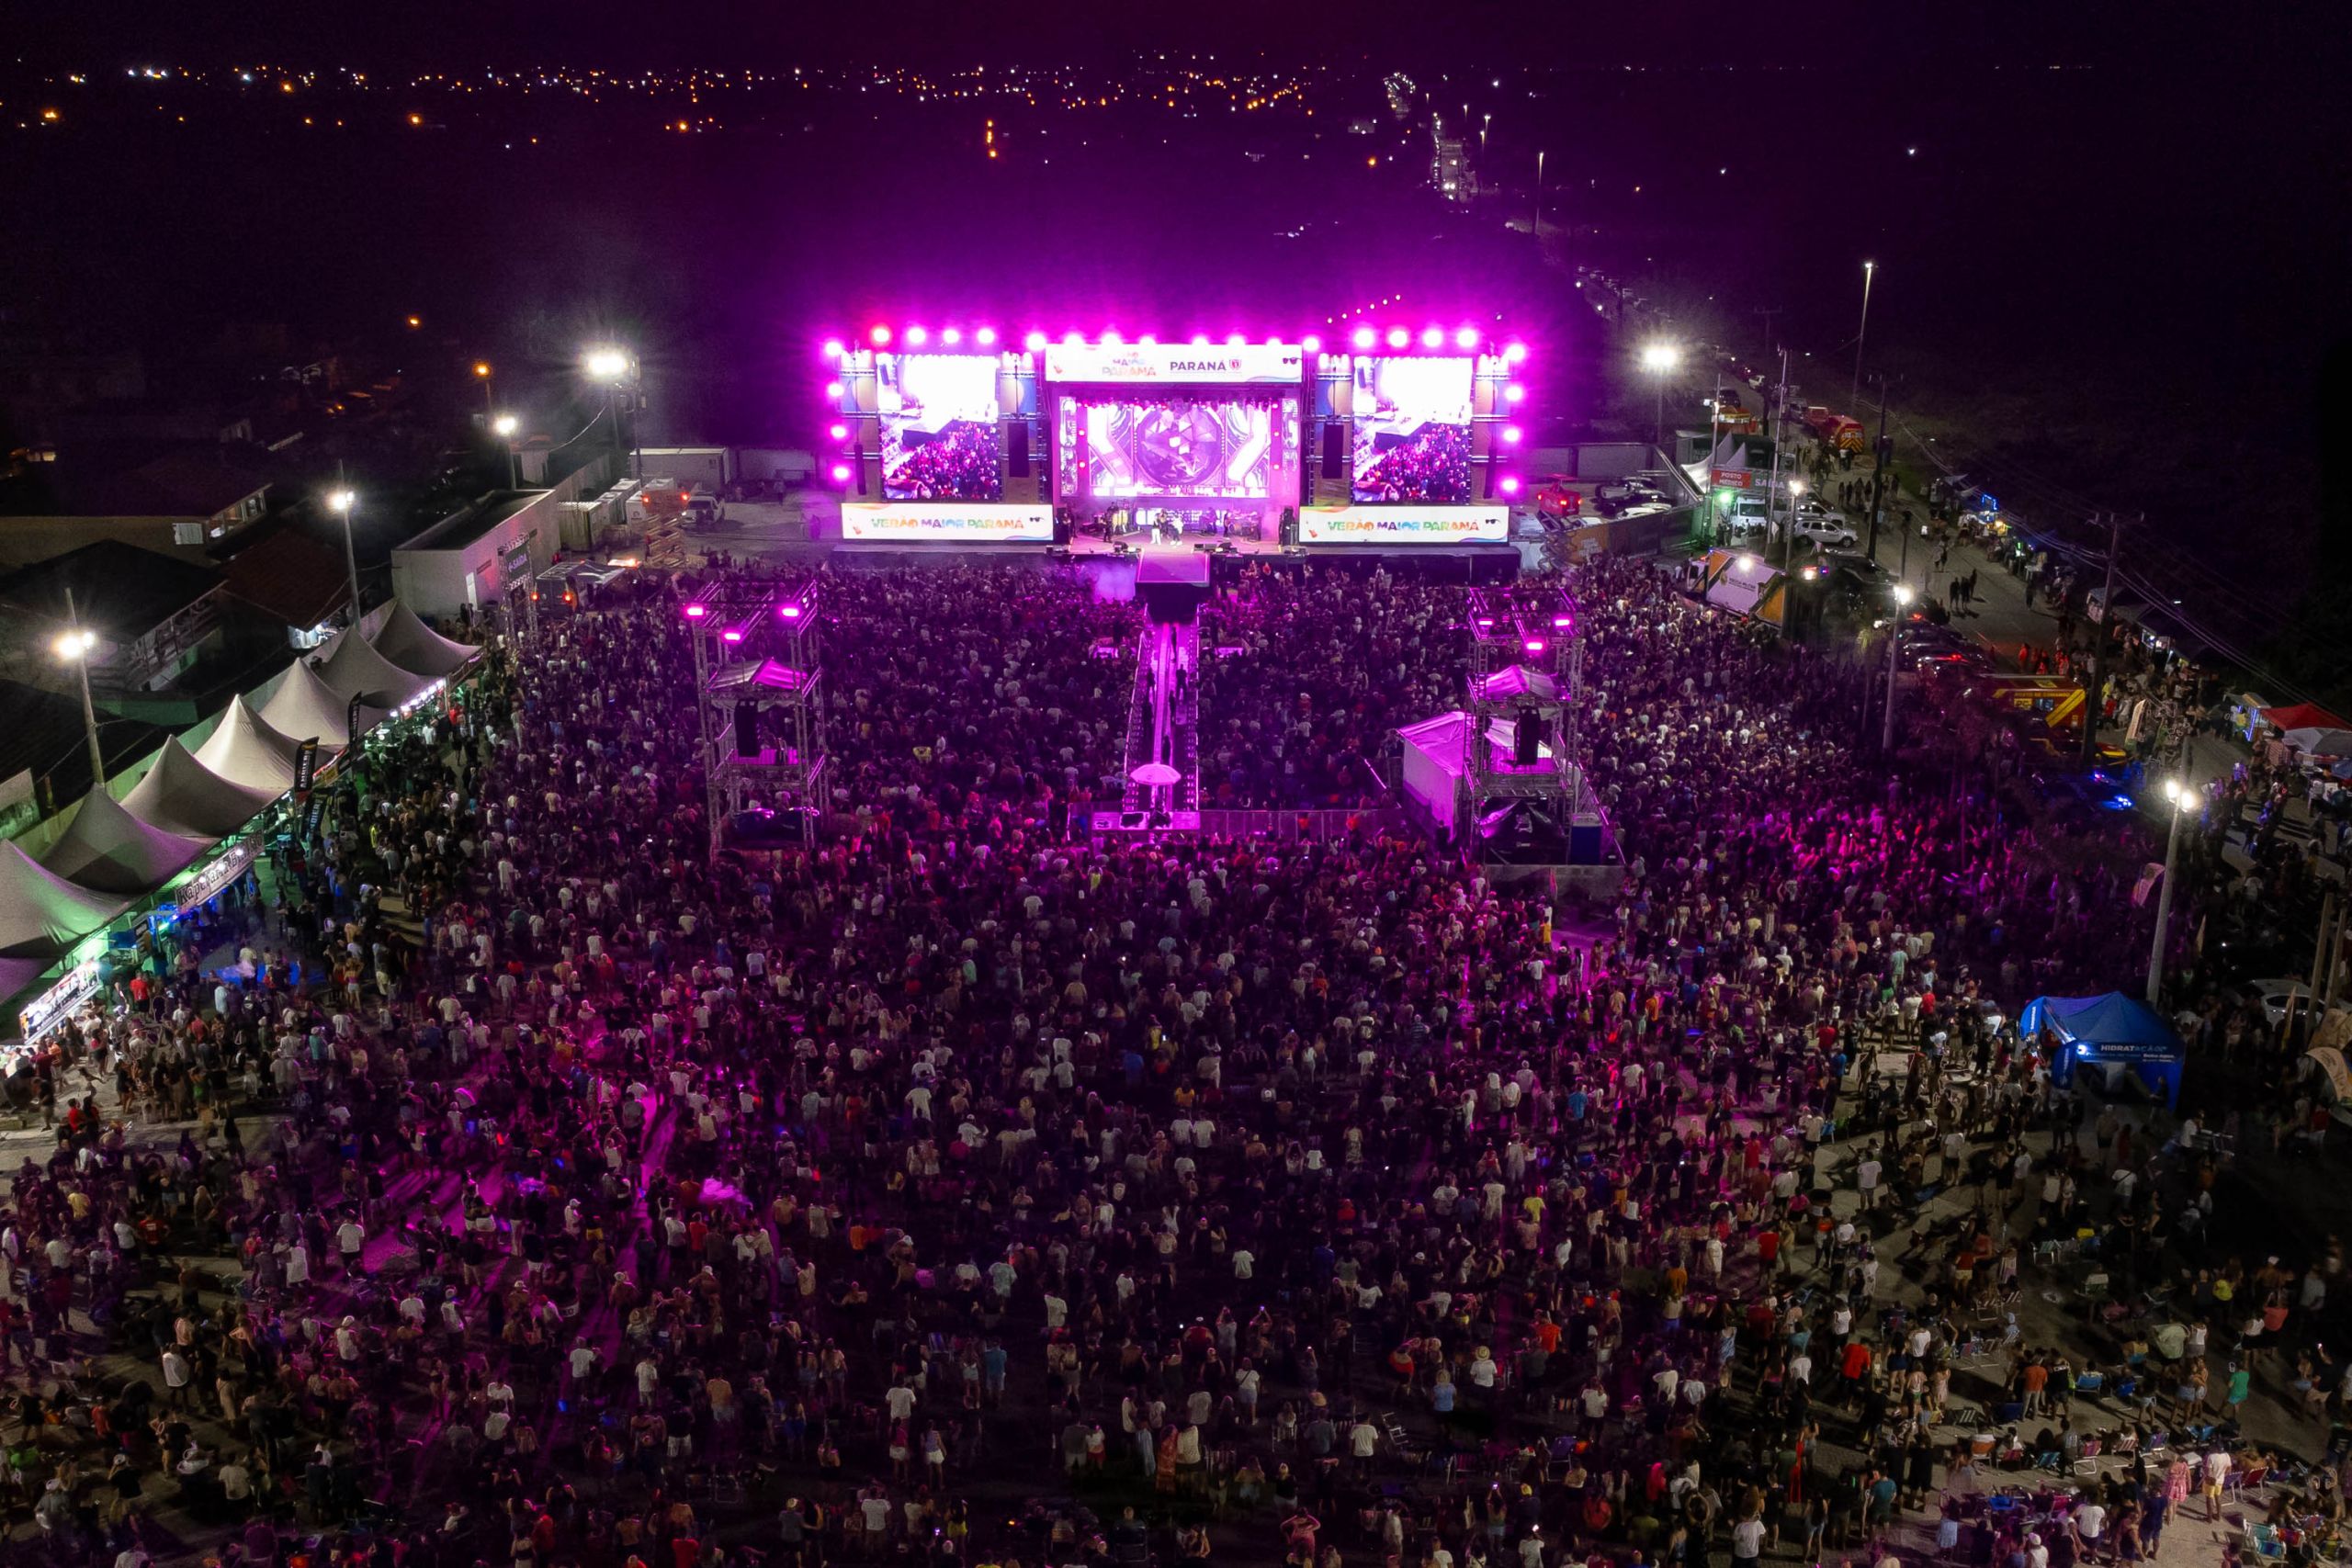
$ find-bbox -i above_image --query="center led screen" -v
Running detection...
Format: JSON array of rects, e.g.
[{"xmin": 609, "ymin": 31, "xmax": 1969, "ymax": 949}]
[
  {"xmin": 1081, "ymin": 400, "xmax": 1275, "ymax": 499},
  {"xmin": 1351, "ymin": 356, "xmax": 1473, "ymax": 503},
  {"xmin": 879, "ymin": 354, "xmax": 1002, "ymax": 502}
]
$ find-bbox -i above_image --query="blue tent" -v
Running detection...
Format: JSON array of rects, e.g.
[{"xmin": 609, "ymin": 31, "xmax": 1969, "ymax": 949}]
[{"xmin": 2020, "ymin": 992, "xmax": 2186, "ymax": 1108}]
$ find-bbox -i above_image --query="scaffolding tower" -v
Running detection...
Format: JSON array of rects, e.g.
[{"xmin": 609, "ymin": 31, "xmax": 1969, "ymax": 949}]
[
  {"xmin": 683, "ymin": 579, "xmax": 830, "ymax": 855},
  {"xmin": 1459, "ymin": 587, "xmax": 1585, "ymax": 861}
]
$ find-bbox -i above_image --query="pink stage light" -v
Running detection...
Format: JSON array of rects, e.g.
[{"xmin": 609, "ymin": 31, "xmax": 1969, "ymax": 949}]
[
  {"xmin": 1192, "ymin": 333, "xmax": 1211, "ymax": 346},
  {"xmin": 1023, "ymin": 331, "xmax": 1046, "ymax": 351},
  {"xmin": 1385, "ymin": 327, "xmax": 1409, "ymax": 348},
  {"xmin": 829, "ymin": 423, "xmax": 848, "ymax": 441},
  {"xmin": 1420, "ymin": 326, "xmax": 1444, "ymax": 349},
  {"xmin": 721, "ymin": 629, "xmax": 743, "ymax": 643},
  {"xmin": 1455, "ymin": 327, "xmax": 1480, "ymax": 349},
  {"xmin": 1062, "ymin": 331, "xmax": 1085, "ymax": 345},
  {"xmin": 1523, "ymin": 638, "xmax": 1545, "ymax": 654},
  {"xmin": 778, "ymin": 604, "xmax": 803, "ymax": 619},
  {"xmin": 869, "ymin": 325, "xmax": 891, "ymax": 346},
  {"xmin": 1553, "ymin": 614, "xmax": 1572, "ymax": 628},
  {"xmin": 1138, "ymin": 334, "xmax": 1157, "ymax": 346},
  {"xmin": 1102, "ymin": 328, "xmax": 1123, "ymax": 344},
  {"xmin": 904, "ymin": 325, "xmax": 929, "ymax": 346},
  {"xmin": 942, "ymin": 327, "xmax": 962, "ymax": 345},
  {"xmin": 821, "ymin": 338, "xmax": 844, "ymax": 359},
  {"xmin": 683, "ymin": 604, "xmax": 707, "ymax": 619},
  {"xmin": 824, "ymin": 381, "xmax": 842, "ymax": 399},
  {"xmin": 1504, "ymin": 342, "xmax": 1528, "ymax": 364},
  {"xmin": 1226, "ymin": 333, "xmax": 1246, "ymax": 348},
  {"xmin": 1503, "ymin": 426, "xmax": 1522, "ymax": 444},
  {"xmin": 1505, "ymin": 384, "xmax": 1526, "ymax": 403},
  {"xmin": 1476, "ymin": 616, "xmax": 1494, "ymax": 627},
  {"xmin": 1499, "ymin": 476, "xmax": 1521, "ymax": 495},
  {"xmin": 977, "ymin": 327, "xmax": 998, "ymax": 346},
  {"xmin": 831, "ymin": 464, "xmax": 851, "ymax": 481},
  {"xmin": 1302, "ymin": 334, "xmax": 1321, "ymax": 355},
  {"xmin": 1351, "ymin": 327, "xmax": 1376, "ymax": 350}
]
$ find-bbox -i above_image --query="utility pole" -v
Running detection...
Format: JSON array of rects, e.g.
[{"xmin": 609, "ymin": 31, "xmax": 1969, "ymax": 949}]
[
  {"xmin": 1754, "ymin": 306, "xmax": 1782, "ymax": 348},
  {"xmin": 1865, "ymin": 378, "xmax": 1894, "ymax": 567},
  {"xmin": 2082, "ymin": 511, "xmax": 2122, "ymax": 761},
  {"xmin": 1532, "ymin": 150, "xmax": 1544, "ymax": 231},
  {"xmin": 1764, "ymin": 346, "xmax": 1788, "ymax": 558}
]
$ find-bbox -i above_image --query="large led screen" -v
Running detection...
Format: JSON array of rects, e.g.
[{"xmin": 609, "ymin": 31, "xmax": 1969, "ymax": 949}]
[
  {"xmin": 1082, "ymin": 400, "xmax": 1274, "ymax": 499},
  {"xmin": 1351, "ymin": 356, "xmax": 1474, "ymax": 503},
  {"xmin": 879, "ymin": 354, "xmax": 1002, "ymax": 501}
]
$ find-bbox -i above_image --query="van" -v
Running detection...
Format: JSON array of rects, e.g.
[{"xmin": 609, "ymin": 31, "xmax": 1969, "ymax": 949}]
[{"xmin": 1726, "ymin": 492, "xmax": 1770, "ymax": 534}]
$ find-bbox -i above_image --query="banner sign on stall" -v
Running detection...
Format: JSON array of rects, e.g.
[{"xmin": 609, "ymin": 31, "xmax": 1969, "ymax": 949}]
[
  {"xmin": 1296, "ymin": 504, "xmax": 1510, "ymax": 546},
  {"xmin": 175, "ymin": 839, "xmax": 258, "ymax": 909},
  {"xmin": 293, "ymin": 738, "xmax": 322, "ymax": 794},
  {"xmin": 18, "ymin": 954, "xmax": 102, "ymax": 1043},
  {"xmin": 839, "ymin": 502, "xmax": 1056, "ymax": 543}
]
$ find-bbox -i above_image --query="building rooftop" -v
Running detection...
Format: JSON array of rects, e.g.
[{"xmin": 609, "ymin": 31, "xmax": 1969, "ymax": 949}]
[
  {"xmin": 0, "ymin": 442, "xmax": 273, "ymax": 520},
  {"xmin": 0, "ymin": 679, "xmax": 168, "ymax": 818},
  {"xmin": 0, "ymin": 540, "xmax": 224, "ymax": 640},
  {"xmin": 396, "ymin": 490, "xmax": 543, "ymax": 555},
  {"xmin": 217, "ymin": 525, "xmax": 350, "ymax": 629}
]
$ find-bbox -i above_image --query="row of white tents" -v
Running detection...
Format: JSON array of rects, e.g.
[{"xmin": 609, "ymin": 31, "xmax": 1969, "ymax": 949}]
[{"xmin": 0, "ymin": 604, "xmax": 479, "ymax": 1009}]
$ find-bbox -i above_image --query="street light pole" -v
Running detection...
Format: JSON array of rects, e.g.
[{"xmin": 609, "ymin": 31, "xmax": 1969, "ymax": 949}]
[
  {"xmin": 1850, "ymin": 260, "xmax": 1875, "ymax": 410},
  {"xmin": 1533, "ymin": 150, "xmax": 1544, "ymax": 231},
  {"xmin": 2147, "ymin": 781, "xmax": 2190, "ymax": 1006},
  {"xmin": 493, "ymin": 414, "xmax": 520, "ymax": 490},
  {"xmin": 1883, "ymin": 583, "xmax": 1915, "ymax": 751},
  {"xmin": 328, "ymin": 475, "xmax": 360, "ymax": 621},
  {"xmin": 58, "ymin": 587, "xmax": 104, "ymax": 787}
]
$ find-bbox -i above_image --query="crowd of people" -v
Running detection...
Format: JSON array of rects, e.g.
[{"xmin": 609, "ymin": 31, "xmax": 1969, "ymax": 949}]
[
  {"xmin": 1197, "ymin": 566, "xmax": 1465, "ymax": 809},
  {"xmin": 0, "ymin": 554, "xmax": 2335, "ymax": 1568}
]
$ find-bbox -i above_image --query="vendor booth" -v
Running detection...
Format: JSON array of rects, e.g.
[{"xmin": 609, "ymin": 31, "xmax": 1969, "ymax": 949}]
[{"xmin": 2022, "ymin": 991, "xmax": 2185, "ymax": 1108}]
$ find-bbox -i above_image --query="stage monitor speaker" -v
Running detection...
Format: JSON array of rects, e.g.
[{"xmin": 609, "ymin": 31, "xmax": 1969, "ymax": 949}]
[
  {"xmin": 1320, "ymin": 421, "xmax": 1346, "ymax": 473},
  {"xmin": 734, "ymin": 702, "xmax": 761, "ymax": 758},
  {"xmin": 1514, "ymin": 711, "xmax": 1540, "ymax": 767},
  {"xmin": 1009, "ymin": 423, "xmax": 1032, "ymax": 478}
]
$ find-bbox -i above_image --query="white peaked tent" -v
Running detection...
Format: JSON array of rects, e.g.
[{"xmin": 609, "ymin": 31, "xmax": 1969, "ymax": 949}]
[
  {"xmin": 193, "ymin": 695, "xmax": 306, "ymax": 795},
  {"xmin": 370, "ymin": 603, "xmax": 479, "ymax": 680},
  {"xmin": 317, "ymin": 627, "xmax": 435, "ymax": 711},
  {"xmin": 123, "ymin": 736, "xmax": 279, "ymax": 838},
  {"xmin": 40, "ymin": 787, "xmax": 212, "ymax": 896},
  {"xmin": 0, "ymin": 842, "xmax": 127, "ymax": 957},
  {"xmin": 259, "ymin": 658, "xmax": 379, "ymax": 747}
]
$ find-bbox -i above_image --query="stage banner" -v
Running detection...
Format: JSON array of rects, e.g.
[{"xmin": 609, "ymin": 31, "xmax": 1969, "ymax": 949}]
[
  {"xmin": 840, "ymin": 502, "xmax": 1056, "ymax": 543},
  {"xmin": 1297, "ymin": 504, "xmax": 1509, "ymax": 546},
  {"xmin": 1044, "ymin": 343, "xmax": 1306, "ymax": 386}
]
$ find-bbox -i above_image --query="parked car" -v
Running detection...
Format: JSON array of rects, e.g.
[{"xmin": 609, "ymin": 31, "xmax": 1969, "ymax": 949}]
[
  {"xmin": 2238, "ymin": 976, "xmax": 2312, "ymax": 1026},
  {"xmin": 1792, "ymin": 516, "xmax": 1860, "ymax": 549}
]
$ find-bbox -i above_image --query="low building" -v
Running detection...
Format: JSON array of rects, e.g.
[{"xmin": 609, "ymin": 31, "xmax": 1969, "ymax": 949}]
[
  {"xmin": 0, "ymin": 443, "xmax": 274, "ymax": 568},
  {"xmin": 0, "ymin": 541, "xmax": 230, "ymax": 696}
]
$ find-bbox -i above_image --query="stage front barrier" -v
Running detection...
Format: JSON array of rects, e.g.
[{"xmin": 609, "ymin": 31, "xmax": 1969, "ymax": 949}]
[{"xmin": 1194, "ymin": 808, "xmax": 1402, "ymax": 842}]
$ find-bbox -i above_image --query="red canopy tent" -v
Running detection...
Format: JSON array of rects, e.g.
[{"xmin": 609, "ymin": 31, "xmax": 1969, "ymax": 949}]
[{"xmin": 2260, "ymin": 703, "xmax": 2351, "ymax": 733}]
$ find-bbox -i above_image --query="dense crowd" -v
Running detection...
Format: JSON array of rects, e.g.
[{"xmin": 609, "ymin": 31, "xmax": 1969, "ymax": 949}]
[
  {"xmin": 0, "ymin": 555, "xmax": 2334, "ymax": 1568},
  {"xmin": 1197, "ymin": 566, "xmax": 1465, "ymax": 809}
]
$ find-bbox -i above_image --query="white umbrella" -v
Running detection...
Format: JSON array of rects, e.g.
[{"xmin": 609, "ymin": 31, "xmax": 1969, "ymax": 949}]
[
  {"xmin": 2285, "ymin": 727, "xmax": 2352, "ymax": 758},
  {"xmin": 1129, "ymin": 762, "xmax": 1182, "ymax": 785}
]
